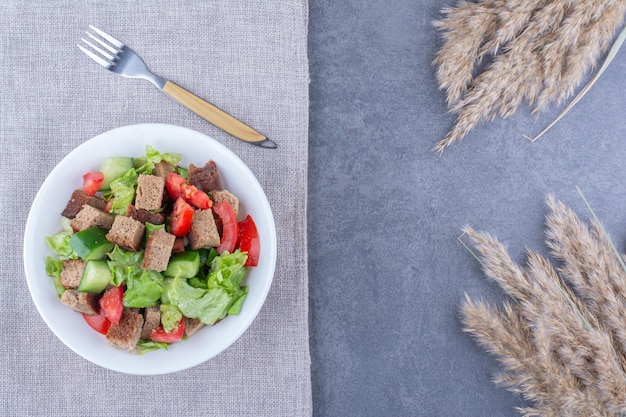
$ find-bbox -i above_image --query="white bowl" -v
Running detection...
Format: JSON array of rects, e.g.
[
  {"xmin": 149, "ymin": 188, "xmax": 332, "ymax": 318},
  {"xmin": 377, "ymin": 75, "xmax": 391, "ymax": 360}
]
[{"xmin": 23, "ymin": 124, "xmax": 277, "ymax": 375}]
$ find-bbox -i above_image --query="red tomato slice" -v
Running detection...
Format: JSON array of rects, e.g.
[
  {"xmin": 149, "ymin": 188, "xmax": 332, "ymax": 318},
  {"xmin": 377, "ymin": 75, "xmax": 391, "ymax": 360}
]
[
  {"xmin": 99, "ymin": 286, "xmax": 124, "ymax": 324},
  {"xmin": 150, "ymin": 318, "xmax": 184, "ymax": 343},
  {"xmin": 181, "ymin": 183, "xmax": 212, "ymax": 209},
  {"xmin": 166, "ymin": 172, "xmax": 187, "ymax": 200},
  {"xmin": 83, "ymin": 308, "xmax": 111, "ymax": 335},
  {"xmin": 170, "ymin": 197, "xmax": 194, "ymax": 237},
  {"xmin": 213, "ymin": 201, "xmax": 238, "ymax": 254},
  {"xmin": 83, "ymin": 171, "xmax": 104, "ymax": 196},
  {"xmin": 167, "ymin": 172, "xmax": 212, "ymax": 209},
  {"xmin": 237, "ymin": 215, "xmax": 260, "ymax": 267}
]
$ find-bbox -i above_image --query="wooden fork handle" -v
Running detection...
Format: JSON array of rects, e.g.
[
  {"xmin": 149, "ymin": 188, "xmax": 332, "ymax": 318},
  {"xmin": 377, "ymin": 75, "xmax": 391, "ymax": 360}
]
[{"xmin": 162, "ymin": 81, "xmax": 273, "ymax": 147}]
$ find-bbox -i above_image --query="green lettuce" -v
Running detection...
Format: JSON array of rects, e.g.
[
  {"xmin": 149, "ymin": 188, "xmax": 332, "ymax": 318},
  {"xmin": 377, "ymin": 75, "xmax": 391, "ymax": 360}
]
[
  {"xmin": 135, "ymin": 145, "xmax": 182, "ymax": 175},
  {"xmin": 106, "ymin": 246, "xmax": 163, "ymax": 307},
  {"xmin": 107, "ymin": 245, "xmax": 144, "ymax": 286},
  {"xmin": 207, "ymin": 250, "xmax": 248, "ymax": 292},
  {"xmin": 227, "ymin": 286, "xmax": 249, "ymax": 316},
  {"xmin": 166, "ymin": 278, "xmax": 231, "ymax": 325},
  {"xmin": 160, "ymin": 304, "xmax": 183, "ymax": 333},
  {"xmin": 45, "ymin": 217, "xmax": 78, "ymax": 260},
  {"xmin": 105, "ymin": 168, "xmax": 138, "ymax": 215},
  {"xmin": 136, "ymin": 340, "xmax": 168, "ymax": 355},
  {"xmin": 165, "ymin": 250, "xmax": 249, "ymax": 325},
  {"xmin": 45, "ymin": 256, "xmax": 66, "ymax": 297},
  {"xmin": 177, "ymin": 166, "xmax": 189, "ymax": 179},
  {"xmin": 124, "ymin": 269, "xmax": 163, "ymax": 308}
]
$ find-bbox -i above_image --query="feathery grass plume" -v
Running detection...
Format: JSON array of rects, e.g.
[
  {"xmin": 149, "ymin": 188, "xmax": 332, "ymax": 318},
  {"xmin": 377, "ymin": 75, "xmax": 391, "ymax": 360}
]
[
  {"xmin": 433, "ymin": 0, "xmax": 626, "ymax": 152},
  {"xmin": 545, "ymin": 196, "xmax": 626, "ymax": 360},
  {"xmin": 460, "ymin": 195, "xmax": 626, "ymax": 415},
  {"xmin": 432, "ymin": 0, "xmax": 503, "ymax": 106},
  {"xmin": 534, "ymin": 2, "xmax": 624, "ymax": 111},
  {"xmin": 524, "ymin": 23, "xmax": 626, "ymax": 142},
  {"xmin": 461, "ymin": 298, "xmax": 610, "ymax": 416}
]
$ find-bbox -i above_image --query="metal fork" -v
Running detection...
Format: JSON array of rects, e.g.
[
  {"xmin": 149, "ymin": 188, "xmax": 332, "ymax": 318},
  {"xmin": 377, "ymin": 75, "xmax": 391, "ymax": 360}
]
[{"xmin": 78, "ymin": 25, "xmax": 276, "ymax": 149}]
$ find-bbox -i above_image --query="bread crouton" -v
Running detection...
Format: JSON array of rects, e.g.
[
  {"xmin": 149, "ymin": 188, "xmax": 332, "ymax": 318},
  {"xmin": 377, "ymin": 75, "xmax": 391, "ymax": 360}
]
[
  {"xmin": 60, "ymin": 260, "xmax": 86, "ymax": 289},
  {"xmin": 61, "ymin": 189, "xmax": 107, "ymax": 219},
  {"xmin": 70, "ymin": 205, "xmax": 114, "ymax": 232},
  {"xmin": 152, "ymin": 161, "xmax": 175, "ymax": 179},
  {"xmin": 183, "ymin": 317, "xmax": 205, "ymax": 338},
  {"xmin": 135, "ymin": 175, "xmax": 165, "ymax": 211},
  {"xmin": 61, "ymin": 289, "xmax": 99, "ymax": 315},
  {"xmin": 106, "ymin": 309, "xmax": 144, "ymax": 352},
  {"xmin": 211, "ymin": 190, "xmax": 240, "ymax": 218},
  {"xmin": 140, "ymin": 306, "xmax": 161, "ymax": 339},
  {"xmin": 142, "ymin": 229, "xmax": 175, "ymax": 271},
  {"xmin": 106, "ymin": 216, "xmax": 145, "ymax": 252},
  {"xmin": 188, "ymin": 160, "xmax": 221, "ymax": 193},
  {"xmin": 187, "ymin": 209, "xmax": 220, "ymax": 249},
  {"xmin": 126, "ymin": 205, "xmax": 165, "ymax": 225}
]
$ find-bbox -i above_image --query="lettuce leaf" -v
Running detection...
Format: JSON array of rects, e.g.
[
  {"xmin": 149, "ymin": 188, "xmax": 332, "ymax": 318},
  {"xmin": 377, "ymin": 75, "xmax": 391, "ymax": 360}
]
[
  {"xmin": 107, "ymin": 246, "xmax": 144, "ymax": 286},
  {"xmin": 166, "ymin": 277, "xmax": 231, "ymax": 325},
  {"xmin": 165, "ymin": 250, "xmax": 249, "ymax": 325},
  {"xmin": 45, "ymin": 218, "xmax": 78, "ymax": 260},
  {"xmin": 177, "ymin": 166, "xmax": 189, "ymax": 179},
  {"xmin": 124, "ymin": 269, "xmax": 163, "ymax": 308},
  {"xmin": 45, "ymin": 256, "xmax": 66, "ymax": 298},
  {"xmin": 135, "ymin": 145, "xmax": 182, "ymax": 175},
  {"xmin": 160, "ymin": 304, "xmax": 183, "ymax": 333},
  {"xmin": 106, "ymin": 246, "xmax": 163, "ymax": 307},
  {"xmin": 136, "ymin": 339, "xmax": 168, "ymax": 355},
  {"xmin": 105, "ymin": 168, "xmax": 138, "ymax": 215},
  {"xmin": 227, "ymin": 286, "xmax": 249, "ymax": 316},
  {"xmin": 207, "ymin": 250, "xmax": 248, "ymax": 292}
]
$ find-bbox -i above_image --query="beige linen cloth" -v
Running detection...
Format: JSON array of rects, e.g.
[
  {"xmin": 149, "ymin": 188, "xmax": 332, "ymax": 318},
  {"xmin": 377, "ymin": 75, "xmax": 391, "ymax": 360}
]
[{"xmin": 0, "ymin": 1, "xmax": 311, "ymax": 416}]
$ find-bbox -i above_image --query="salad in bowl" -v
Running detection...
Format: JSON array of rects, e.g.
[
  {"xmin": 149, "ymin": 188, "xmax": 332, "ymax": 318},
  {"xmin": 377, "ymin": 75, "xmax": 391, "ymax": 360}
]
[{"xmin": 23, "ymin": 124, "xmax": 276, "ymax": 374}]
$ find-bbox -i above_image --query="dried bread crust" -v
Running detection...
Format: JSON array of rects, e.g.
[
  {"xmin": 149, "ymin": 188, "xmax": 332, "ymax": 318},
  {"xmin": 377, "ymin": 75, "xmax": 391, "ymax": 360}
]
[
  {"xmin": 188, "ymin": 209, "xmax": 220, "ymax": 250},
  {"xmin": 60, "ymin": 289, "xmax": 99, "ymax": 316},
  {"xmin": 106, "ymin": 309, "xmax": 144, "ymax": 352},
  {"xmin": 135, "ymin": 174, "xmax": 165, "ymax": 211},
  {"xmin": 106, "ymin": 215, "xmax": 145, "ymax": 252},
  {"xmin": 60, "ymin": 260, "xmax": 86, "ymax": 289},
  {"xmin": 142, "ymin": 229, "xmax": 175, "ymax": 272},
  {"xmin": 61, "ymin": 189, "xmax": 107, "ymax": 219},
  {"xmin": 70, "ymin": 205, "xmax": 114, "ymax": 232}
]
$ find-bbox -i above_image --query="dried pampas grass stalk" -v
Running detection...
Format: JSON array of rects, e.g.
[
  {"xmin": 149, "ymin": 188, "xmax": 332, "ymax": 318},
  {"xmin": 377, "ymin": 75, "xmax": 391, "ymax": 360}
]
[
  {"xmin": 461, "ymin": 194, "xmax": 626, "ymax": 415},
  {"xmin": 524, "ymin": 25, "xmax": 626, "ymax": 142},
  {"xmin": 433, "ymin": 1, "xmax": 626, "ymax": 152}
]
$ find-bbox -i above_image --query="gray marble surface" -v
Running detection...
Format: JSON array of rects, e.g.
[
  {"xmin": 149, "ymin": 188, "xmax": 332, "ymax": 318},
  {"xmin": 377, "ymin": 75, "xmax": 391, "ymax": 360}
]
[{"xmin": 307, "ymin": 1, "xmax": 626, "ymax": 416}]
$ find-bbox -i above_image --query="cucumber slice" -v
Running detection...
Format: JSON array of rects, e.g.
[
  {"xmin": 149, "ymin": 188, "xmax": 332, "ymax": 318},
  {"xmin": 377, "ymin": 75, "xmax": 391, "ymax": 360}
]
[
  {"xmin": 69, "ymin": 228, "xmax": 114, "ymax": 261},
  {"xmin": 99, "ymin": 157, "xmax": 134, "ymax": 190},
  {"xmin": 78, "ymin": 260, "xmax": 113, "ymax": 293},
  {"xmin": 164, "ymin": 251, "xmax": 200, "ymax": 278}
]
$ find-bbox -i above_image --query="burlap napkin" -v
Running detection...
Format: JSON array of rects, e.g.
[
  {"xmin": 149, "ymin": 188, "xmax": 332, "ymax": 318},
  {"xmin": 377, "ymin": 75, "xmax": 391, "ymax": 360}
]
[{"xmin": 0, "ymin": 1, "xmax": 310, "ymax": 415}]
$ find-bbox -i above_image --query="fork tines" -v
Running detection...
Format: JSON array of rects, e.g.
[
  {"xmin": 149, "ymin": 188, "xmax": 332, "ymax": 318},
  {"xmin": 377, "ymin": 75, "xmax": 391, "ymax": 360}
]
[{"xmin": 78, "ymin": 25, "xmax": 124, "ymax": 69}]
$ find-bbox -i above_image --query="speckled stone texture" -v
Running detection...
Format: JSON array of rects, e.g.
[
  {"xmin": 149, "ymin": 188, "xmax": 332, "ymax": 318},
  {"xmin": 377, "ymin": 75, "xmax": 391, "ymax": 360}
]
[{"xmin": 308, "ymin": 1, "xmax": 626, "ymax": 416}]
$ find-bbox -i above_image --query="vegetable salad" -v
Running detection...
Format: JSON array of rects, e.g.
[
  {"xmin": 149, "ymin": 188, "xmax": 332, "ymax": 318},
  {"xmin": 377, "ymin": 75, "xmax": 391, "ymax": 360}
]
[{"xmin": 44, "ymin": 146, "xmax": 260, "ymax": 354}]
